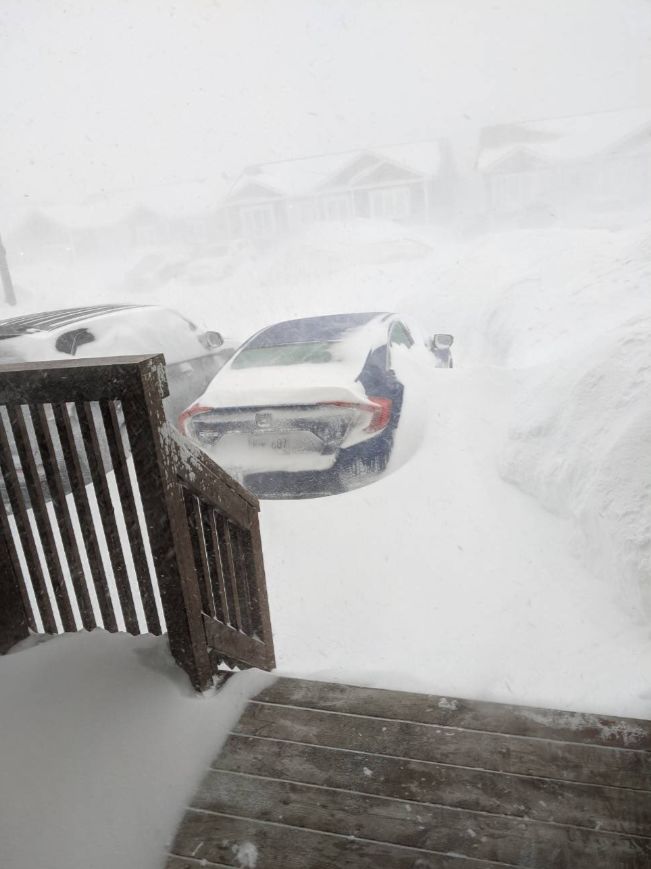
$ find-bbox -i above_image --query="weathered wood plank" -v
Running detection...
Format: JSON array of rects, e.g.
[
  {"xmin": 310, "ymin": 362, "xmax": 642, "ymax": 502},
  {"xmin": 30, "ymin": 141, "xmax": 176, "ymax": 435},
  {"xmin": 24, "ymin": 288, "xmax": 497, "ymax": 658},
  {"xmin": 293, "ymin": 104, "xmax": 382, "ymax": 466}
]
[
  {"xmin": 206, "ymin": 508, "xmax": 229, "ymax": 624},
  {"xmin": 214, "ymin": 735, "xmax": 651, "ymax": 836},
  {"xmin": 121, "ymin": 363, "xmax": 213, "ymax": 690},
  {"xmin": 169, "ymin": 810, "xmax": 508, "ymax": 869},
  {"xmin": 184, "ymin": 489, "xmax": 217, "ymax": 619},
  {"xmin": 229, "ymin": 525, "xmax": 253, "ymax": 636},
  {"xmin": 0, "ymin": 471, "xmax": 38, "ymax": 634},
  {"xmin": 166, "ymin": 858, "xmax": 232, "ymax": 869},
  {"xmin": 51, "ymin": 401, "xmax": 118, "ymax": 632},
  {"xmin": 245, "ymin": 503, "xmax": 275, "ymax": 668},
  {"xmin": 256, "ymin": 678, "xmax": 651, "ymax": 751},
  {"xmin": 8, "ymin": 404, "xmax": 77, "ymax": 631},
  {"xmin": 29, "ymin": 404, "xmax": 96, "ymax": 630},
  {"xmin": 238, "ymin": 702, "xmax": 651, "ymax": 790},
  {"xmin": 193, "ymin": 769, "xmax": 651, "ymax": 869},
  {"xmin": 0, "ymin": 529, "xmax": 31, "ymax": 651},
  {"xmin": 100, "ymin": 400, "xmax": 161, "ymax": 634},
  {"xmin": 202, "ymin": 615, "xmax": 269, "ymax": 669},
  {"xmin": 218, "ymin": 515, "xmax": 243, "ymax": 632},
  {"xmin": 75, "ymin": 400, "xmax": 139, "ymax": 634}
]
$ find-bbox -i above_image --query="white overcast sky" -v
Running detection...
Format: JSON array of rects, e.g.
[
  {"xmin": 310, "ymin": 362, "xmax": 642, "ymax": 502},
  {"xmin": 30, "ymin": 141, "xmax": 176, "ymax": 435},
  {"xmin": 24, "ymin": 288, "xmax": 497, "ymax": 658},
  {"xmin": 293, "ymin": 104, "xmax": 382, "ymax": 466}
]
[{"xmin": 1, "ymin": 0, "xmax": 650, "ymax": 217}]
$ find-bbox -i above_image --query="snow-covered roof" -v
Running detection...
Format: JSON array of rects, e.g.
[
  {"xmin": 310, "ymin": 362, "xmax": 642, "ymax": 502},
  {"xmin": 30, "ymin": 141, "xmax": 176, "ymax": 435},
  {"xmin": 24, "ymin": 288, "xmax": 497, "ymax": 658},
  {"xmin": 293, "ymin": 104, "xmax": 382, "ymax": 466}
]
[
  {"xmin": 229, "ymin": 141, "xmax": 444, "ymax": 199},
  {"xmin": 477, "ymin": 108, "xmax": 651, "ymax": 172}
]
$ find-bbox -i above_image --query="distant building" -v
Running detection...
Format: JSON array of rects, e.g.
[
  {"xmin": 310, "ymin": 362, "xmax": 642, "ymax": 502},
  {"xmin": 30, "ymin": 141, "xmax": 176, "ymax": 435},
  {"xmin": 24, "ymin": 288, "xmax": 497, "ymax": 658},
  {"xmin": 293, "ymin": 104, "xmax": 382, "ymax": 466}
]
[
  {"xmin": 223, "ymin": 141, "xmax": 456, "ymax": 241},
  {"xmin": 11, "ymin": 180, "xmax": 226, "ymax": 261},
  {"xmin": 477, "ymin": 109, "xmax": 651, "ymax": 220}
]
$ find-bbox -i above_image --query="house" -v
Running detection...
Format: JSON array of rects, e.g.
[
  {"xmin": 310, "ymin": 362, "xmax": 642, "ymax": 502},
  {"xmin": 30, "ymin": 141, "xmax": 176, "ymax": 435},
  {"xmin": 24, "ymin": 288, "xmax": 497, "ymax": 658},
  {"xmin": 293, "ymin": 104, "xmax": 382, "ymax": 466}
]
[
  {"xmin": 476, "ymin": 108, "xmax": 651, "ymax": 220},
  {"xmin": 222, "ymin": 140, "xmax": 456, "ymax": 241},
  {"xmin": 11, "ymin": 179, "xmax": 227, "ymax": 261}
]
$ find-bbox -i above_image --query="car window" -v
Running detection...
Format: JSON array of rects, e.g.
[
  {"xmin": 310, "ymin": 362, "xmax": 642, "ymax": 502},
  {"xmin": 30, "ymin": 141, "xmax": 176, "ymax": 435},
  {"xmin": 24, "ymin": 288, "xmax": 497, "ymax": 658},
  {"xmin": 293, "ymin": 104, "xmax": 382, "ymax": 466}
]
[
  {"xmin": 389, "ymin": 322, "xmax": 414, "ymax": 349},
  {"xmin": 232, "ymin": 341, "xmax": 338, "ymax": 368}
]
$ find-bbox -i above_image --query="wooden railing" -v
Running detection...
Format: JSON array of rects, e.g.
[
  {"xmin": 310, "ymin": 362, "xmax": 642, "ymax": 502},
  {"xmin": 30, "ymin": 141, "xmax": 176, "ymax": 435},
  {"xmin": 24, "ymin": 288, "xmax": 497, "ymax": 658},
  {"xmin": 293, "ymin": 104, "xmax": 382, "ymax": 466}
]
[{"xmin": 0, "ymin": 354, "xmax": 275, "ymax": 690}]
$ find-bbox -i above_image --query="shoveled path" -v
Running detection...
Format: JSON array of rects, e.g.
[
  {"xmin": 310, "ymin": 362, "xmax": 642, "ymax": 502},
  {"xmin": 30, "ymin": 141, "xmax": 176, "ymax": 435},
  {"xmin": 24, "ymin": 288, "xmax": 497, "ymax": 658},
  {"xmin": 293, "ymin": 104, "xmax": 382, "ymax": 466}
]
[{"xmin": 166, "ymin": 677, "xmax": 651, "ymax": 868}]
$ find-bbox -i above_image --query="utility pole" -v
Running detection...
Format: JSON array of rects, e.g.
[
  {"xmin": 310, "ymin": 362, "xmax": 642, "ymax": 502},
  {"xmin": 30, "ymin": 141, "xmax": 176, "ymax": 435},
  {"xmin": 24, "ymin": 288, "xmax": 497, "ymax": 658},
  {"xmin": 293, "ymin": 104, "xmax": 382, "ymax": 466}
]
[{"xmin": 0, "ymin": 234, "xmax": 17, "ymax": 306}]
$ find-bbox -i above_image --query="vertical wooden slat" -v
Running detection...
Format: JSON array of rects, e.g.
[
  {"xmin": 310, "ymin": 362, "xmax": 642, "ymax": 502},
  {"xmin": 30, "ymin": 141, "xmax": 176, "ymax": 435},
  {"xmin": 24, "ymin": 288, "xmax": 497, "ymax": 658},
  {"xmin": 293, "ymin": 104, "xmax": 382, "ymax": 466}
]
[
  {"xmin": 74, "ymin": 400, "xmax": 139, "ymax": 635},
  {"xmin": 236, "ymin": 526, "xmax": 263, "ymax": 638},
  {"xmin": 218, "ymin": 514, "xmax": 243, "ymax": 632},
  {"xmin": 184, "ymin": 489, "xmax": 217, "ymax": 618},
  {"xmin": 0, "ymin": 474, "xmax": 37, "ymax": 633},
  {"xmin": 51, "ymin": 402, "xmax": 118, "ymax": 632},
  {"xmin": 207, "ymin": 509, "xmax": 230, "ymax": 625},
  {"xmin": 0, "ymin": 511, "xmax": 33, "ymax": 649},
  {"xmin": 7, "ymin": 404, "xmax": 77, "ymax": 631},
  {"xmin": 246, "ymin": 504, "xmax": 276, "ymax": 668},
  {"xmin": 0, "ymin": 415, "xmax": 57, "ymax": 632},
  {"xmin": 29, "ymin": 404, "xmax": 96, "ymax": 630},
  {"xmin": 100, "ymin": 400, "xmax": 162, "ymax": 635},
  {"xmin": 230, "ymin": 524, "xmax": 253, "ymax": 636}
]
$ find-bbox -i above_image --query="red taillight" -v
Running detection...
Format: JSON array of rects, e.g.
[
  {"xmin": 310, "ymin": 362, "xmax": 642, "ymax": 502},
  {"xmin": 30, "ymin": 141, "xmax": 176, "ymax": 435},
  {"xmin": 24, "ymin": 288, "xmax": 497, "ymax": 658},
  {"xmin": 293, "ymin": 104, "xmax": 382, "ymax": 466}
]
[
  {"xmin": 320, "ymin": 397, "xmax": 392, "ymax": 434},
  {"xmin": 365, "ymin": 397, "xmax": 392, "ymax": 433},
  {"xmin": 178, "ymin": 403, "xmax": 212, "ymax": 435}
]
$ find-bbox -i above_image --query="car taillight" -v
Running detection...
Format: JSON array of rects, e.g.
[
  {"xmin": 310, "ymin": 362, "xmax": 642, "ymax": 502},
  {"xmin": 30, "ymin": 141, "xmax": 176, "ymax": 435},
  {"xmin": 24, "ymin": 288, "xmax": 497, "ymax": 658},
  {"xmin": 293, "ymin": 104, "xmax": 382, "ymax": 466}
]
[
  {"xmin": 321, "ymin": 397, "xmax": 392, "ymax": 434},
  {"xmin": 365, "ymin": 397, "xmax": 392, "ymax": 433},
  {"xmin": 178, "ymin": 403, "xmax": 212, "ymax": 436}
]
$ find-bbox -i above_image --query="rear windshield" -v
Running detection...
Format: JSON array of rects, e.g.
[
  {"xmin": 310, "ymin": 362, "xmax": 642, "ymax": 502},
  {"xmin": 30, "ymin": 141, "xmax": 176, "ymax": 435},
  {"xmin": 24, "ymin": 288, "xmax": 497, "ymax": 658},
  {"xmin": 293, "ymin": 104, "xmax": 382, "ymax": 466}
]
[{"xmin": 231, "ymin": 341, "xmax": 337, "ymax": 368}]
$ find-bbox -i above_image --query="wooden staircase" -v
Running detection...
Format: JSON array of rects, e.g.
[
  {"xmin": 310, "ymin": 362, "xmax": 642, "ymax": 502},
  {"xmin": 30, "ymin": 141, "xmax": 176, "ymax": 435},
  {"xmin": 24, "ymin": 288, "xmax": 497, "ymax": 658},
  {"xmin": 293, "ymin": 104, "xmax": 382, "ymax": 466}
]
[{"xmin": 167, "ymin": 677, "xmax": 651, "ymax": 868}]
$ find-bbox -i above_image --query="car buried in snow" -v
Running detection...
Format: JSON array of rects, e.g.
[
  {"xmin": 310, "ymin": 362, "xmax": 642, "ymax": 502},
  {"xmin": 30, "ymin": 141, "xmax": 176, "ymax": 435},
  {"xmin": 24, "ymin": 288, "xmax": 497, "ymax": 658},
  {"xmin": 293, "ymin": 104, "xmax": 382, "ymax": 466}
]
[
  {"xmin": 179, "ymin": 312, "xmax": 453, "ymax": 497},
  {"xmin": 0, "ymin": 304, "xmax": 236, "ymax": 424}
]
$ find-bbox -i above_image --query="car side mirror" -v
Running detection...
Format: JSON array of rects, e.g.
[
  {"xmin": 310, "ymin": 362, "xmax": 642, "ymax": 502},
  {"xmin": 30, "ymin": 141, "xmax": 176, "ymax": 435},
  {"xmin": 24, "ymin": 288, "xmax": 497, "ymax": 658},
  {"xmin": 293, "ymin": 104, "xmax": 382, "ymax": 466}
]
[
  {"xmin": 202, "ymin": 330, "xmax": 224, "ymax": 349},
  {"xmin": 431, "ymin": 333, "xmax": 454, "ymax": 350}
]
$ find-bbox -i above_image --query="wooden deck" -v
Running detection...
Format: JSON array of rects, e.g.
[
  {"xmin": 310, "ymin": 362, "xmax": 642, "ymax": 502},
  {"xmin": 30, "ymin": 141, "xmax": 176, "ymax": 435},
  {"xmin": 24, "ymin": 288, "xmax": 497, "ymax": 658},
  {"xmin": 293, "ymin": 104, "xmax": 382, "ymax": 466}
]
[{"xmin": 167, "ymin": 677, "xmax": 651, "ymax": 868}]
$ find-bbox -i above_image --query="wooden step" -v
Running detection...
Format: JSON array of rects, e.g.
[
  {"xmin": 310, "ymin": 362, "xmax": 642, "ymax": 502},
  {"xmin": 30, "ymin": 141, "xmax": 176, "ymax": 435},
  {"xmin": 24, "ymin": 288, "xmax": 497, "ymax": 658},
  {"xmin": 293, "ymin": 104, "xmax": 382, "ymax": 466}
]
[{"xmin": 167, "ymin": 677, "xmax": 651, "ymax": 869}]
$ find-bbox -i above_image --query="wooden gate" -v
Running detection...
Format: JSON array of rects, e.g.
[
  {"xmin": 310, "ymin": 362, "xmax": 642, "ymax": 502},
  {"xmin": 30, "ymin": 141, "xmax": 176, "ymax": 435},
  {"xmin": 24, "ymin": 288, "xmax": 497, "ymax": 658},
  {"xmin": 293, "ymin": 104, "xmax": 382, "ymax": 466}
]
[{"xmin": 0, "ymin": 354, "xmax": 275, "ymax": 690}]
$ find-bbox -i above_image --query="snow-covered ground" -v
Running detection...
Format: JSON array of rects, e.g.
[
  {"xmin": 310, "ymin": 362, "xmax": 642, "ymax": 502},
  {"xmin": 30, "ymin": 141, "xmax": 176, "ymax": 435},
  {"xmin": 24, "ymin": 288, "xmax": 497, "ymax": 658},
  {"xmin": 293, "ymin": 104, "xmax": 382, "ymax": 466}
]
[
  {"xmin": 7, "ymin": 217, "xmax": 651, "ymax": 715},
  {"xmin": 0, "ymin": 632, "xmax": 273, "ymax": 869},
  {"xmin": 2, "ymin": 214, "xmax": 651, "ymax": 868}
]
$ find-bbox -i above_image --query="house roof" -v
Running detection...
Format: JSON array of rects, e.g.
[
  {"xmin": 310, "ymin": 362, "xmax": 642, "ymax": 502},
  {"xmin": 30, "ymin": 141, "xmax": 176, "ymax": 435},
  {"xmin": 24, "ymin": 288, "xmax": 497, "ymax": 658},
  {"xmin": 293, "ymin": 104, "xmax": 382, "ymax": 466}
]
[
  {"xmin": 228, "ymin": 141, "xmax": 445, "ymax": 200},
  {"xmin": 477, "ymin": 108, "xmax": 651, "ymax": 172}
]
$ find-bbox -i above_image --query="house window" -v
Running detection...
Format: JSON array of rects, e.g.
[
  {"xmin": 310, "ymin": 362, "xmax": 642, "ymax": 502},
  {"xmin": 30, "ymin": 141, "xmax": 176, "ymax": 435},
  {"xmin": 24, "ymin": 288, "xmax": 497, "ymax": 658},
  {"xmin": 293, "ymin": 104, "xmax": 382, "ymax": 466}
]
[
  {"xmin": 321, "ymin": 195, "xmax": 352, "ymax": 221},
  {"xmin": 240, "ymin": 204, "xmax": 277, "ymax": 238},
  {"xmin": 369, "ymin": 186, "xmax": 412, "ymax": 221}
]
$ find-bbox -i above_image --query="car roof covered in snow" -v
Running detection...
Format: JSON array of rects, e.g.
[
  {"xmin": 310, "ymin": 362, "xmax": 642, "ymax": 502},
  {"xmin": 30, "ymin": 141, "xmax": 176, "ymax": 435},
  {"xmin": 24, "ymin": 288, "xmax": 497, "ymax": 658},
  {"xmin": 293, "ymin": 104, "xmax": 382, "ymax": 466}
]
[
  {"xmin": 245, "ymin": 312, "xmax": 392, "ymax": 348},
  {"xmin": 0, "ymin": 304, "xmax": 147, "ymax": 338}
]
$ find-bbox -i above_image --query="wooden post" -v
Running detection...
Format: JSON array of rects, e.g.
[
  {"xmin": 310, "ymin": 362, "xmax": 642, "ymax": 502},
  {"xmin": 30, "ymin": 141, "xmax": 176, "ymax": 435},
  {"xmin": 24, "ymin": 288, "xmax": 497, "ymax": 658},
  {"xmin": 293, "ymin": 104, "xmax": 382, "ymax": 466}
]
[
  {"xmin": 0, "ymin": 234, "xmax": 17, "ymax": 307},
  {"xmin": 0, "ymin": 534, "xmax": 30, "ymax": 653},
  {"xmin": 122, "ymin": 356, "xmax": 213, "ymax": 691}
]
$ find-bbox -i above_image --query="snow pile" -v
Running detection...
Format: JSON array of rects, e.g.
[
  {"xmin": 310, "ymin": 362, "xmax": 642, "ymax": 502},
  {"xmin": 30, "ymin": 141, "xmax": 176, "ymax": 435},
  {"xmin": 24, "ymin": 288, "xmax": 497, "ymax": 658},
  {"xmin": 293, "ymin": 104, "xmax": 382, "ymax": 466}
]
[
  {"xmin": 499, "ymin": 287, "xmax": 651, "ymax": 618},
  {"xmin": 0, "ymin": 631, "xmax": 273, "ymax": 869},
  {"xmin": 3, "ymin": 216, "xmax": 651, "ymax": 722},
  {"xmin": 261, "ymin": 363, "xmax": 651, "ymax": 718}
]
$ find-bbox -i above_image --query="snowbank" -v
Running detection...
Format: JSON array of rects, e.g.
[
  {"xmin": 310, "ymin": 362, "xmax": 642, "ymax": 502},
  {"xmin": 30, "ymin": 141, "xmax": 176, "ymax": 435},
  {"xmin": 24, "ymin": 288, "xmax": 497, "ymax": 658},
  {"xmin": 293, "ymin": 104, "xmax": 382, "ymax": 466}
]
[
  {"xmin": 2, "ymin": 213, "xmax": 651, "ymax": 869},
  {"xmin": 0, "ymin": 631, "xmax": 273, "ymax": 869}
]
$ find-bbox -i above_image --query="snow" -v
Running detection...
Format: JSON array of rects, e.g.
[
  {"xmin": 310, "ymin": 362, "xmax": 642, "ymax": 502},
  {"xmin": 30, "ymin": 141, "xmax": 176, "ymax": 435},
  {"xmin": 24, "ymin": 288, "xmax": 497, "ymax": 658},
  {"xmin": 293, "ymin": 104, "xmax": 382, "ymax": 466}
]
[
  {"xmin": 477, "ymin": 107, "xmax": 651, "ymax": 171},
  {"xmin": 0, "ymin": 631, "xmax": 274, "ymax": 869},
  {"xmin": 2, "ymin": 213, "xmax": 651, "ymax": 867}
]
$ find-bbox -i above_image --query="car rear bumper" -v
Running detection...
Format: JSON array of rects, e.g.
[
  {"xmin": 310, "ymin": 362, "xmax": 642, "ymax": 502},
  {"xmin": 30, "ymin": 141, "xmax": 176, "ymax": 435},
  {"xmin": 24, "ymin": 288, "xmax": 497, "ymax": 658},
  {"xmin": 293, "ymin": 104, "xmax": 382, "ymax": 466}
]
[
  {"xmin": 205, "ymin": 432, "xmax": 338, "ymax": 474},
  {"xmin": 185, "ymin": 402, "xmax": 378, "ymax": 474}
]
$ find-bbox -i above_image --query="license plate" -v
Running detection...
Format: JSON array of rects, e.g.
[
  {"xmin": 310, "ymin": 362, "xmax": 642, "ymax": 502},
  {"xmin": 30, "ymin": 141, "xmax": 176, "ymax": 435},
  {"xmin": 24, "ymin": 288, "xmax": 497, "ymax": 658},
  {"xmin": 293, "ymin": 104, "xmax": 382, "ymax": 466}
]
[
  {"xmin": 246, "ymin": 431, "xmax": 320, "ymax": 453},
  {"xmin": 248, "ymin": 434, "xmax": 290, "ymax": 451}
]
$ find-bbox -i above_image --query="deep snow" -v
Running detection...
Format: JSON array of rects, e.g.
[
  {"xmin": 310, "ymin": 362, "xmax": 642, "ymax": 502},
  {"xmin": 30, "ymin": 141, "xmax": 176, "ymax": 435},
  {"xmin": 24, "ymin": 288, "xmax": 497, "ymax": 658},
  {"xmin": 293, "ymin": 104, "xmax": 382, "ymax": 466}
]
[
  {"xmin": 0, "ymin": 632, "xmax": 273, "ymax": 869},
  {"xmin": 2, "ymin": 215, "xmax": 651, "ymax": 869}
]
